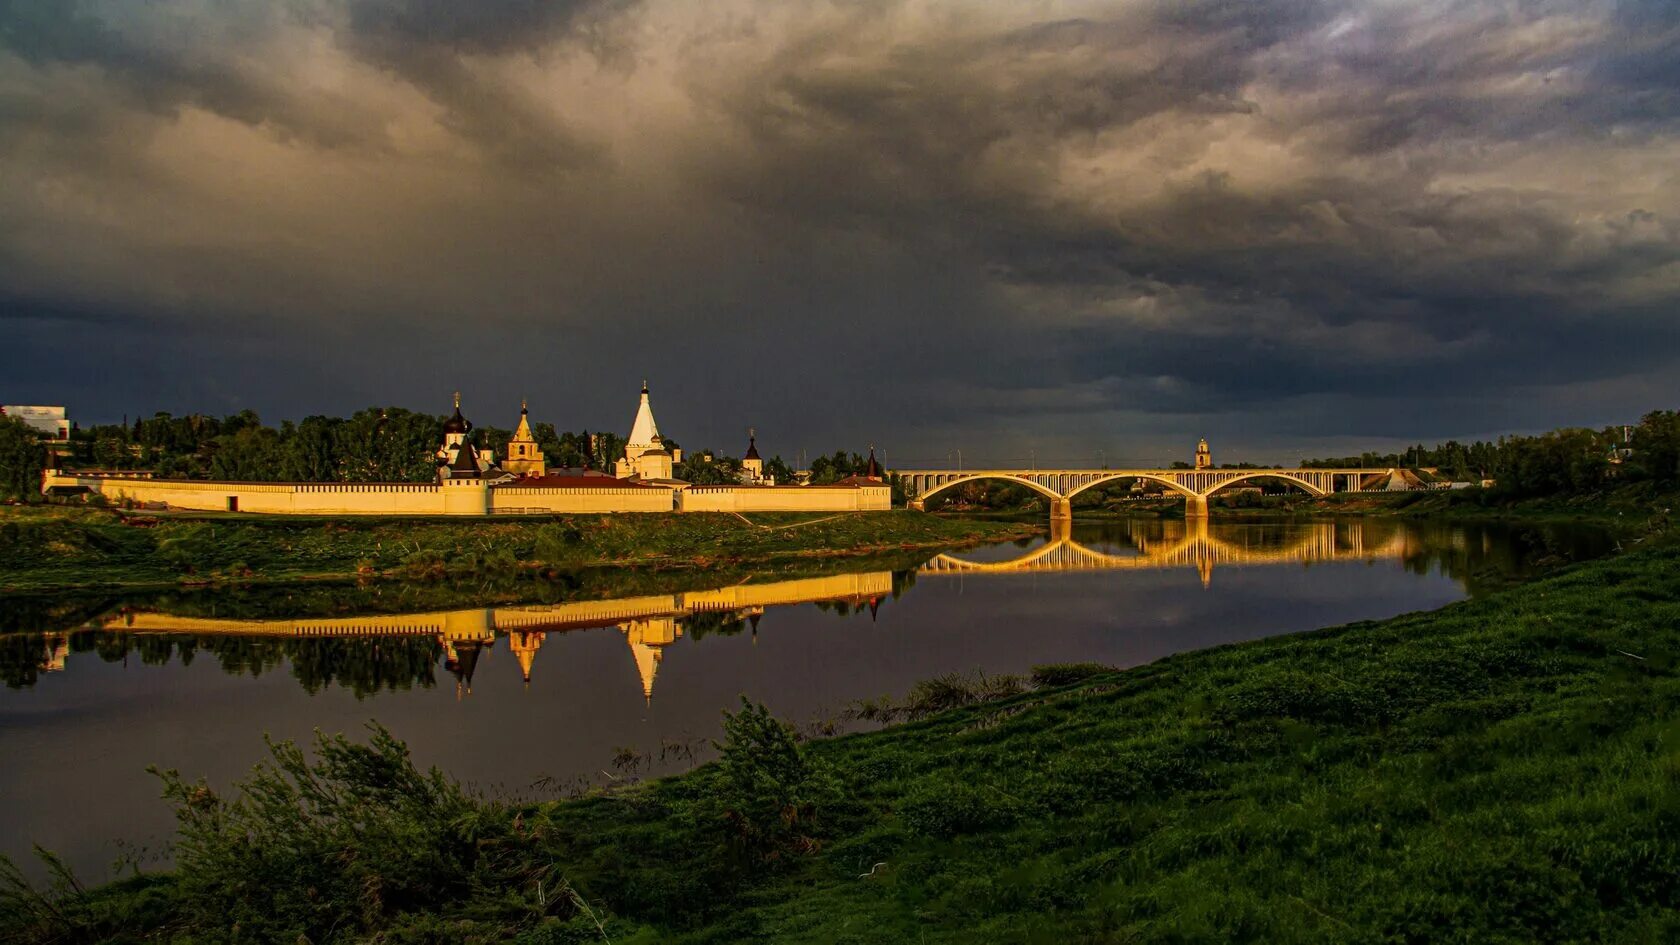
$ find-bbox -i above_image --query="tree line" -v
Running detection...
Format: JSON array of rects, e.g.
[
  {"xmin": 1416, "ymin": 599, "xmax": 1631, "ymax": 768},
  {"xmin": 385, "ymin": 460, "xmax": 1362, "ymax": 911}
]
[
  {"xmin": 1302, "ymin": 410, "xmax": 1680, "ymax": 498},
  {"xmin": 1, "ymin": 408, "xmax": 631, "ymax": 491}
]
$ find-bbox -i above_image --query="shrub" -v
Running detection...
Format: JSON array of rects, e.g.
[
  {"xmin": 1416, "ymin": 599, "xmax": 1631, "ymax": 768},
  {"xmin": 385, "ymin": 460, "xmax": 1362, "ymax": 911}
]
[
  {"xmin": 151, "ymin": 723, "xmax": 583, "ymax": 942},
  {"xmin": 401, "ymin": 548, "xmax": 446, "ymax": 580},
  {"xmin": 714, "ymin": 698, "xmax": 839, "ymax": 859},
  {"xmin": 901, "ymin": 671, "xmax": 1026, "ymax": 720},
  {"xmin": 1031, "ymin": 662, "xmax": 1115, "ymax": 687}
]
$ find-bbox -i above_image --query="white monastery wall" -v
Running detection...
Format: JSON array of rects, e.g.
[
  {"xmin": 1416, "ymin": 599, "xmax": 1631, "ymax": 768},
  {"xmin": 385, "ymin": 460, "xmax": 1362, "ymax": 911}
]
[
  {"xmin": 44, "ymin": 474, "xmax": 887, "ymax": 516},
  {"xmin": 678, "ymin": 485, "xmax": 890, "ymax": 513},
  {"xmin": 488, "ymin": 486, "xmax": 674, "ymax": 514},
  {"xmin": 45, "ymin": 474, "xmax": 451, "ymax": 514}
]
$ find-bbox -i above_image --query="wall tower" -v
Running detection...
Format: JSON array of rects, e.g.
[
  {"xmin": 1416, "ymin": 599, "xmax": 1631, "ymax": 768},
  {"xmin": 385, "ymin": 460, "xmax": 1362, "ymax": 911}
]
[{"xmin": 741, "ymin": 429, "xmax": 770, "ymax": 485}]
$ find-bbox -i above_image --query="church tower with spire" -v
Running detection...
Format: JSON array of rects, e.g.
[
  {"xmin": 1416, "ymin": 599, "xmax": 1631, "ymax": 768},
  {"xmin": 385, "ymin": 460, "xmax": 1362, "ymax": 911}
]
[
  {"xmin": 617, "ymin": 381, "xmax": 676, "ymax": 481},
  {"xmin": 503, "ymin": 400, "xmax": 547, "ymax": 477},
  {"xmin": 740, "ymin": 429, "xmax": 771, "ymax": 485}
]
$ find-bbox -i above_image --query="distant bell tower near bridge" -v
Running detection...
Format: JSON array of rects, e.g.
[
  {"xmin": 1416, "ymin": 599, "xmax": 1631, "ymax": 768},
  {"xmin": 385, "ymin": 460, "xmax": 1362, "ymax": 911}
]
[{"xmin": 1195, "ymin": 437, "xmax": 1212, "ymax": 470}]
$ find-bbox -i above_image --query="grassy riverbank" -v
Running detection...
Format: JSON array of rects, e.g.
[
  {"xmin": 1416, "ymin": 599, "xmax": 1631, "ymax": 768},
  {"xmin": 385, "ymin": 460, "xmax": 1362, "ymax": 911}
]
[
  {"xmin": 9, "ymin": 531, "xmax": 1678, "ymax": 942},
  {"xmin": 0, "ymin": 507, "xmax": 1035, "ymax": 593}
]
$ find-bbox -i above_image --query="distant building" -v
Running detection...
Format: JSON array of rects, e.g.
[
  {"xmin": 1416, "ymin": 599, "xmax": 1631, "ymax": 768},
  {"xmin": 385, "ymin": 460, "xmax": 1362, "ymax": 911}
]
[
  {"xmin": 2, "ymin": 405, "xmax": 71, "ymax": 441},
  {"xmin": 1195, "ymin": 437, "xmax": 1212, "ymax": 470}
]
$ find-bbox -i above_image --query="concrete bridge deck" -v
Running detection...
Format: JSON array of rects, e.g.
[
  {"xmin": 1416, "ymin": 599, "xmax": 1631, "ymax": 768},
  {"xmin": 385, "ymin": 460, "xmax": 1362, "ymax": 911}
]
[{"xmin": 898, "ymin": 467, "xmax": 1390, "ymax": 518}]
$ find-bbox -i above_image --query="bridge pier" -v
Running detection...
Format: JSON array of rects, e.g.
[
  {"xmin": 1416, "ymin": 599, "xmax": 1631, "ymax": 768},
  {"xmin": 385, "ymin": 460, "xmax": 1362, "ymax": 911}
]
[
  {"xmin": 1185, "ymin": 494, "xmax": 1209, "ymax": 518},
  {"xmin": 1050, "ymin": 497, "xmax": 1072, "ymax": 521}
]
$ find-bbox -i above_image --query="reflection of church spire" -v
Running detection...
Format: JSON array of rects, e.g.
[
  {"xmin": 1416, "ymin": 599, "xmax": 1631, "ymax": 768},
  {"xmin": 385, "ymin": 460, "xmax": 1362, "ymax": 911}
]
[
  {"xmin": 867, "ymin": 596, "xmax": 882, "ymax": 621},
  {"xmin": 445, "ymin": 639, "xmax": 485, "ymax": 699},
  {"xmin": 622, "ymin": 616, "xmax": 680, "ymax": 705},
  {"xmin": 630, "ymin": 641, "xmax": 661, "ymax": 704},
  {"xmin": 507, "ymin": 631, "xmax": 544, "ymax": 687},
  {"xmin": 749, "ymin": 611, "xmax": 761, "ymax": 645}
]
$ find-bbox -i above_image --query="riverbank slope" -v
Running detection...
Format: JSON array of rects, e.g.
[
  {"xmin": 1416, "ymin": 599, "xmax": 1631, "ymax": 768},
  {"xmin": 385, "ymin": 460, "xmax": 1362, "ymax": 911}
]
[
  {"xmin": 10, "ymin": 530, "xmax": 1677, "ymax": 942},
  {"xmin": 0, "ymin": 507, "xmax": 1036, "ymax": 593}
]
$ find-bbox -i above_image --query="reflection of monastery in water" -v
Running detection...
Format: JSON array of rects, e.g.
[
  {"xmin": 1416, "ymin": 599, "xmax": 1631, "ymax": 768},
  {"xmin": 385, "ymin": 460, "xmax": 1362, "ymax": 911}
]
[
  {"xmin": 922, "ymin": 518, "xmax": 1420, "ymax": 587},
  {"xmin": 41, "ymin": 571, "xmax": 895, "ymax": 702},
  {"xmin": 18, "ymin": 519, "xmax": 1478, "ymax": 694}
]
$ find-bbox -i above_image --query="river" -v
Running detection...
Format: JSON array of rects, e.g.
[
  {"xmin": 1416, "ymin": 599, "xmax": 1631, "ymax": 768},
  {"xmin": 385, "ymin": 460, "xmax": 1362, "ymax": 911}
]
[{"xmin": 0, "ymin": 515, "xmax": 1618, "ymax": 878}]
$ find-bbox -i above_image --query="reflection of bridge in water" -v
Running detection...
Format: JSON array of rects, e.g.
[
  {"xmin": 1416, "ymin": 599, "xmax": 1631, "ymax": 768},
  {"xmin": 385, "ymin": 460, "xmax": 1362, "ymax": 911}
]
[
  {"xmin": 50, "ymin": 571, "xmax": 895, "ymax": 702},
  {"xmin": 922, "ymin": 518, "xmax": 1413, "ymax": 586}
]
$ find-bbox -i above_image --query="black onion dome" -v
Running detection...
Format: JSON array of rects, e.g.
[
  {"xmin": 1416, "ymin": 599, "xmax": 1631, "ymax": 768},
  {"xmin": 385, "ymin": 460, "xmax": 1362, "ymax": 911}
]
[
  {"xmin": 443, "ymin": 393, "xmax": 472, "ymax": 434},
  {"xmin": 744, "ymin": 434, "xmax": 761, "ymax": 461}
]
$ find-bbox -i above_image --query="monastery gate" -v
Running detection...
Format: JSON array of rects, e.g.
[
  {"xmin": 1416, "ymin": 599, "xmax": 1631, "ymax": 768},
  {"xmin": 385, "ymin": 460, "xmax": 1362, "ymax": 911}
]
[{"xmin": 898, "ymin": 467, "xmax": 1392, "ymax": 519}]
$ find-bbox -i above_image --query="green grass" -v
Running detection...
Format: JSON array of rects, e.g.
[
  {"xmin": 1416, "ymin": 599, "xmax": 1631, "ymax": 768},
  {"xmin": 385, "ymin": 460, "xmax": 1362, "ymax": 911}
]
[
  {"xmin": 0, "ymin": 507, "xmax": 1035, "ymax": 592},
  {"xmin": 8, "ymin": 531, "xmax": 1679, "ymax": 942}
]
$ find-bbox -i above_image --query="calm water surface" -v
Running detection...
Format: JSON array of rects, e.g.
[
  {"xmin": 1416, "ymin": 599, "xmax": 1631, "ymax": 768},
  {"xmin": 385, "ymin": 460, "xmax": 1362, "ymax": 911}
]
[{"xmin": 0, "ymin": 516, "xmax": 1616, "ymax": 877}]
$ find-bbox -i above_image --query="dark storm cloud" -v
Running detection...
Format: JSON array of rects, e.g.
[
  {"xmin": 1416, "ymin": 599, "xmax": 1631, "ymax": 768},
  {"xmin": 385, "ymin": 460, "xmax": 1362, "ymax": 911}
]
[
  {"xmin": 338, "ymin": 0, "xmax": 632, "ymax": 169},
  {"xmin": 0, "ymin": 1, "xmax": 385, "ymax": 148},
  {"xmin": 344, "ymin": 0, "xmax": 622, "ymax": 54},
  {"xmin": 0, "ymin": 0, "xmax": 1677, "ymax": 459}
]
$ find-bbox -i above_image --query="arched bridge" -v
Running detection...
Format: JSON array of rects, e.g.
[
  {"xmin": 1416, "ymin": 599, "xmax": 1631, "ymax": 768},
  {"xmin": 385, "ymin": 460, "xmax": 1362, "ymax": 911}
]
[
  {"xmin": 899, "ymin": 467, "xmax": 1389, "ymax": 519},
  {"xmin": 921, "ymin": 518, "xmax": 1411, "ymax": 586}
]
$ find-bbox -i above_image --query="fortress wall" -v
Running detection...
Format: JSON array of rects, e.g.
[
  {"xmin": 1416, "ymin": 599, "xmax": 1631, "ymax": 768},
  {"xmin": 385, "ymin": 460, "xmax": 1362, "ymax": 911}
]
[
  {"xmin": 43, "ymin": 474, "xmax": 885, "ymax": 515},
  {"xmin": 295, "ymin": 482, "xmax": 449, "ymax": 514},
  {"xmin": 44, "ymin": 473, "xmax": 449, "ymax": 514},
  {"xmin": 488, "ymin": 486, "xmax": 674, "ymax": 514},
  {"xmin": 678, "ymin": 485, "xmax": 891, "ymax": 513}
]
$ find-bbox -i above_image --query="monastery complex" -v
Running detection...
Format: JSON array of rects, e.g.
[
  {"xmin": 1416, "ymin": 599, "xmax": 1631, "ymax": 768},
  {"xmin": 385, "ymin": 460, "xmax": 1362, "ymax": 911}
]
[{"xmin": 42, "ymin": 385, "xmax": 891, "ymax": 516}]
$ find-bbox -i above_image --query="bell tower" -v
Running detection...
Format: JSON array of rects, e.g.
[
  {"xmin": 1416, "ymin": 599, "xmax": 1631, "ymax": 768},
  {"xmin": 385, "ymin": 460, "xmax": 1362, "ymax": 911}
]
[
  {"xmin": 503, "ymin": 399, "xmax": 547, "ymax": 477},
  {"xmin": 1195, "ymin": 437, "xmax": 1212, "ymax": 470},
  {"xmin": 742, "ymin": 428, "xmax": 768, "ymax": 485}
]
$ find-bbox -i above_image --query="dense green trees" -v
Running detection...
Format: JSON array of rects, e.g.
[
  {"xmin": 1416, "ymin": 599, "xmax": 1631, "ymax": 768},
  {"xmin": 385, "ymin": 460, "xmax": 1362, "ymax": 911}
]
[
  {"xmin": 1305, "ymin": 410, "xmax": 1680, "ymax": 498},
  {"xmin": 63, "ymin": 408, "xmax": 628, "ymax": 484},
  {"xmin": 0, "ymin": 416, "xmax": 47, "ymax": 502}
]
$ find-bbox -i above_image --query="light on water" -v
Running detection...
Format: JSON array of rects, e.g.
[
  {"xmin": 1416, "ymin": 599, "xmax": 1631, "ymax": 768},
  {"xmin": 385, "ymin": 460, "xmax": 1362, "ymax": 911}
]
[{"xmin": 0, "ymin": 516, "xmax": 1615, "ymax": 877}]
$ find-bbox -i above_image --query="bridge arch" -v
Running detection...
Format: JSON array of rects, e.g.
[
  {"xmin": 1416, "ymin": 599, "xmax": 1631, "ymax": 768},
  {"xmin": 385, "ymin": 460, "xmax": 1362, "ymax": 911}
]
[
  {"xmin": 1064, "ymin": 472, "xmax": 1197, "ymax": 500},
  {"xmin": 1200, "ymin": 471, "xmax": 1330, "ymax": 498},
  {"xmin": 912, "ymin": 473, "xmax": 1066, "ymax": 505}
]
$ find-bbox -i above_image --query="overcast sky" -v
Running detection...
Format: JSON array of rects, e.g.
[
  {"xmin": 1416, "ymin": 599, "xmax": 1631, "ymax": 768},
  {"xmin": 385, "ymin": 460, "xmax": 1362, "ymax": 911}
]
[{"xmin": 2, "ymin": 0, "xmax": 1676, "ymax": 466}]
